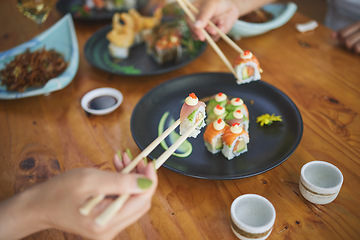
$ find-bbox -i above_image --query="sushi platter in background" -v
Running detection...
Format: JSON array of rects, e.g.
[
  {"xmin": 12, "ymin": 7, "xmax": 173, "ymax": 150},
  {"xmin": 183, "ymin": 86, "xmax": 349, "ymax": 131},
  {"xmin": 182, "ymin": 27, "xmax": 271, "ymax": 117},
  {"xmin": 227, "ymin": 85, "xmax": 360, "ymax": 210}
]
[
  {"xmin": 84, "ymin": 4, "xmax": 207, "ymax": 76},
  {"xmin": 56, "ymin": 0, "xmax": 137, "ymax": 21}
]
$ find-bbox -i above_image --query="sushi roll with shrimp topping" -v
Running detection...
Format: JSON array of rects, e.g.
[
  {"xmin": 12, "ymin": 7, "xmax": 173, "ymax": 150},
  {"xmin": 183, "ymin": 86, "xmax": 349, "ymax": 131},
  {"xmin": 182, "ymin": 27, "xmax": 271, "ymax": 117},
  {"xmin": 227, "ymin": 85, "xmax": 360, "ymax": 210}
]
[
  {"xmin": 206, "ymin": 104, "xmax": 228, "ymax": 124},
  {"xmin": 222, "ymin": 123, "xmax": 250, "ymax": 160},
  {"xmin": 234, "ymin": 50, "xmax": 262, "ymax": 84},
  {"xmin": 225, "ymin": 109, "xmax": 249, "ymax": 132},
  {"xmin": 180, "ymin": 93, "xmax": 206, "ymax": 138},
  {"xmin": 203, "ymin": 118, "xmax": 229, "ymax": 154}
]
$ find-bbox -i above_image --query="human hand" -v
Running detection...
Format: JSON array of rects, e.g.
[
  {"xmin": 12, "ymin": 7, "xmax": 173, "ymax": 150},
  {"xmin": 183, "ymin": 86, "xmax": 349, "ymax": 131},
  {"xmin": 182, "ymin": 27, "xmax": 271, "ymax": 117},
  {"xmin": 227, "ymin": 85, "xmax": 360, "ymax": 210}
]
[
  {"xmin": 186, "ymin": 0, "xmax": 240, "ymax": 41},
  {"xmin": 0, "ymin": 151, "xmax": 157, "ymax": 240},
  {"xmin": 332, "ymin": 22, "xmax": 360, "ymax": 54}
]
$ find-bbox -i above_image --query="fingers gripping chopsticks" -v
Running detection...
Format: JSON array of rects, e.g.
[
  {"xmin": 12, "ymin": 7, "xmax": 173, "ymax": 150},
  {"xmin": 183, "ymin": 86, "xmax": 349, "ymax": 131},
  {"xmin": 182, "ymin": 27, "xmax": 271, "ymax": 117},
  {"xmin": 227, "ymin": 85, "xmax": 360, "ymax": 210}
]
[
  {"xmin": 79, "ymin": 117, "xmax": 204, "ymax": 226},
  {"xmin": 175, "ymin": 0, "xmax": 244, "ymax": 81}
]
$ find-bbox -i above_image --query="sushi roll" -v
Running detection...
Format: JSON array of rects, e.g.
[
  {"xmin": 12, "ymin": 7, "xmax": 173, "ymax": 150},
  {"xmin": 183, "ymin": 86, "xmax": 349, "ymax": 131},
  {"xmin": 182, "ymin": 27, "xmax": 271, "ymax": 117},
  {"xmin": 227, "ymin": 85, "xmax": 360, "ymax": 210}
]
[
  {"xmin": 128, "ymin": 8, "xmax": 163, "ymax": 45},
  {"xmin": 225, "ymin": 109, "xmax": 249, "ymax": 132},
  {"xmin": 206, "ymin": 104, "xmax": 228, "ymax": 124},
  {"xmin": 225, "ymin": 97, "xmax": 249, "ymax": 118},
  {"xmin": 234, "ymin": 50, "xmax": 262, "ymax": 84},
  {"xmin": 180, "ymin": 93, "xmax": 206, "ymax": 138},
  {"xmin": 203, "ymin": 118, "xmax": 229, "ymax": 154},
  {"xmin": 106, "ymin": 13, "xmax": 135, "ymax": 59},
  {"xmin": 206, "ymin": 92, "xmax": 228, "ymax": 116},
  {"xmin": 222, "ymin": 123, "xmax": 250, "ymax": 160},
  {"xmin": 144, "ymin": 21, "xmax": 183, "ymax": 65}
]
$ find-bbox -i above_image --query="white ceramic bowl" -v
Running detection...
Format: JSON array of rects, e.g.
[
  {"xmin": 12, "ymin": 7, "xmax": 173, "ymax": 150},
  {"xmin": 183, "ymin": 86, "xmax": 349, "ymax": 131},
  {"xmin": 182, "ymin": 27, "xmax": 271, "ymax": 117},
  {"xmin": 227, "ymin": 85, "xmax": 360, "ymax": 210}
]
[
  {"xmin": 81, "ymin": 87, "xmax": 123, "ymax": 115},
  {"xmin": 230, "ymin": 194, "xmax": 276, "ymax": 240},
  {"xmin": 228, "ymin": 2, "xmax": 297, "ymax": 39},
  {"xmin": 299, "ymin": 161, "xmax": 343, "ymax": 205}
]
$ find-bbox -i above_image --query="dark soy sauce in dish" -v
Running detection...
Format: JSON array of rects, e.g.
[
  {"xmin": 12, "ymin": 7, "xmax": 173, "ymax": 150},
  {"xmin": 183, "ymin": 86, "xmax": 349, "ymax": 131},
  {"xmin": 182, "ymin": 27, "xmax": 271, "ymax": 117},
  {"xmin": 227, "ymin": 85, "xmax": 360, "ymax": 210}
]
[{"xmin": 88, "ymin": 95, "xmax": 118, "ymax": 110}]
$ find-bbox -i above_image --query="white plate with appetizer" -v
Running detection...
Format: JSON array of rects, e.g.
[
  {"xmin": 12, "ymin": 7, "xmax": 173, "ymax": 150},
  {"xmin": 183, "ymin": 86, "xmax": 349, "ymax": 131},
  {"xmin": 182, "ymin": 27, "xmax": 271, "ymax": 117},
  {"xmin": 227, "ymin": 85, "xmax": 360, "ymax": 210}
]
[
  {"xmin": 0, "ymin": 14, "xmax": 79, "ymax": 99},
  {"xmin": 131, "ymin": 72, "xmax": 303, "ymax": 180}
]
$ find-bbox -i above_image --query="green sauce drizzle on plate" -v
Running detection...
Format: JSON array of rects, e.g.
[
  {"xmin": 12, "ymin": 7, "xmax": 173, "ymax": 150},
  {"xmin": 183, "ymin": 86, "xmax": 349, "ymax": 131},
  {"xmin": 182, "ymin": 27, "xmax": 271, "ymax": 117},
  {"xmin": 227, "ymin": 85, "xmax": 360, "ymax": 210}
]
[{"xmin": 158, "ymin": 111, "xmax": 193, "ymax": 157}]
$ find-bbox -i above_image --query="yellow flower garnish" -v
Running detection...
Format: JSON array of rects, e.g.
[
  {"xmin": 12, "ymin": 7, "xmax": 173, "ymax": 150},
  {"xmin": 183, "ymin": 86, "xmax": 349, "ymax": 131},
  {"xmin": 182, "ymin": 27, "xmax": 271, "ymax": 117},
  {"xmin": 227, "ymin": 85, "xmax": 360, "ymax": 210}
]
[{"xmin": 257, "ymin": 114, "xmax": 282, "ymax": 126}]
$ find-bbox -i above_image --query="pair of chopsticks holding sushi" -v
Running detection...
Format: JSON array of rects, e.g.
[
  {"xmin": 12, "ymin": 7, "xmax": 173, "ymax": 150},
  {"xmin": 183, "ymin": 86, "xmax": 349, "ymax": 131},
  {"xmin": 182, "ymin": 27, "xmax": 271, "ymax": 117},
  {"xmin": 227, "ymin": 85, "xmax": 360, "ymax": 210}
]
[
  {"xmin": 175, "ymin": 0, "xmax": 263, "ymax": 84},
  {"xmin": 79, "ymin": 93, "xmax": 206, "ymax": 226}
]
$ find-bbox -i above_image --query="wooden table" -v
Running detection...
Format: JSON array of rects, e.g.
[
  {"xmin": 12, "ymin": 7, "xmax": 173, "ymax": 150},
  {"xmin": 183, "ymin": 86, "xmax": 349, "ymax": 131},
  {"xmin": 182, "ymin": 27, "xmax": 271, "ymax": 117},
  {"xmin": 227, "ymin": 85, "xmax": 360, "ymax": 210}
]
[{"xmin": 1, "ymin": 2, "xmax": 359, "ymax": 239}]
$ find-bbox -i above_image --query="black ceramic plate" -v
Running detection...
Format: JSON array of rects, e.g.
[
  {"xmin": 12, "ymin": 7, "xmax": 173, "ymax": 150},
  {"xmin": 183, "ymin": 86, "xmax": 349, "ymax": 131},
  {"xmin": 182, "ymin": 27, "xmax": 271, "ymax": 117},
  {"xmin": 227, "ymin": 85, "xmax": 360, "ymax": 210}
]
[
  {"xmin": 84, "ymin": 25, "xmax": 207, "ymax": 76},
  {"xmin": 56, "ymin": 0, "xmax": 124, "ymax": 21},
  {"xmin": 131, "ymin": 72, "xmax": 303, "ymax": 179}
]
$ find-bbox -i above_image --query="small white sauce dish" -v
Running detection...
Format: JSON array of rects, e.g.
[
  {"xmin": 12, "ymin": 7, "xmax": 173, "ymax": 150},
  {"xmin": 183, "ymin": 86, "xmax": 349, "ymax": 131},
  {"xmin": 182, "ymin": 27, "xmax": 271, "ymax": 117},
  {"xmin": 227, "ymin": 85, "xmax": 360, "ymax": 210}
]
[
  {"xmin": 230, "ymin": 194, "xmax": 276, "ymax": 240},
  {"xmin": 299, "ymin": 160, "xmax": 343, "ymax": 205},
  {"xmin": 81, "ymin": 87, "xmax": 123, "ymax": 115}
]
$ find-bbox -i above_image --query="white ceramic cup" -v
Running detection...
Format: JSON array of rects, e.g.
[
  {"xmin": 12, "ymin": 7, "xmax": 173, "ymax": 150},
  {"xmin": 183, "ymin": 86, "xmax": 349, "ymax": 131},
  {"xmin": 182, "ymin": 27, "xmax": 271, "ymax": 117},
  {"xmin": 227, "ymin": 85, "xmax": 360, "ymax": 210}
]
[
  {"xmin": 230, "ymin": 194, "xmax": 276, "ymax": 240},
  {"xmin": 299, "ymin": 160, "xmax": 343, "ymax": 205}
]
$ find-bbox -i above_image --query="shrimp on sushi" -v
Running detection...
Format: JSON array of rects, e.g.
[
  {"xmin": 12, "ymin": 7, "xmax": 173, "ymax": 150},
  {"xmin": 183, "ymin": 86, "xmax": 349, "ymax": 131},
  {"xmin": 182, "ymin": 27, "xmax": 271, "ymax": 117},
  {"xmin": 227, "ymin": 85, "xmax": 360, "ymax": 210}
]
[
  {"xmin": 203, "ymin": 118, "xmax": 229, "ymax": 154},
  {"xmin": 225, "ymin": 109, "xmax": 249, "ymax": 132},
  {"xmin": 234, "ymin": 50, "xmax": 262, "ymax": 84},
  {"xmin": 180, "ymin": 93, "xmax": 206, "ymax": 138},
  {"xmin": 106, "ymin": 13, "xmax": 135, "ymax": 59},
  {"xmin": 222, "ymin": 123, "xmax": 250, "ymax": 160}
]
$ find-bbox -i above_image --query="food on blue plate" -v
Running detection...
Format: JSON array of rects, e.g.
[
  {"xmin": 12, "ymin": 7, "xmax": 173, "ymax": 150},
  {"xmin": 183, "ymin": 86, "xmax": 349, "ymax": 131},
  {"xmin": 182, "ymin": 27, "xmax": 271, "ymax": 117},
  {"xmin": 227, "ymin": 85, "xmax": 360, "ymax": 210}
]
[
  {"xmin": 106, "ymin": 8, "xmax": 162, "ymax": 59},
  {"xmin": 239, "ymin": 9, "xmax": 273, "ymax": 23},
  {"xmin": 180, "ymin": 93, "xmax": 206, "ymax": 138},
  {"xmin": 0, "ymin": 48, "xmax": 68, "ymax": 92},
  {"xmin": 203, "ymin": 118, "xmax": 229, "ymax": 154},
  {"xmin": 234, "ymin": 50, "xmax": 262, "ymax": 84},
  {"xmin": 222, "ymin": 123, "xmax": 250, "ymax": 160},
  {"xmin": 257, "ymin": 113, "xmax": 282, "ymax": 126}
]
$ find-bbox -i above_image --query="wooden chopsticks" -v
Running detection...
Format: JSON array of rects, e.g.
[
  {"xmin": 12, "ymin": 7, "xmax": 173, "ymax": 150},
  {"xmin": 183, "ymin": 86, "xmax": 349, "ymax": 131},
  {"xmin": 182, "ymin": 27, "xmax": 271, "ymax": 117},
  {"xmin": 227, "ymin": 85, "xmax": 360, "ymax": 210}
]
[
  {"xmin": 79, "ymin": 117, "xmax": 204, "ymax": 226},
  {"xmin": 175, "ymin": 0, "xmax": 244, "ymax": 79}
]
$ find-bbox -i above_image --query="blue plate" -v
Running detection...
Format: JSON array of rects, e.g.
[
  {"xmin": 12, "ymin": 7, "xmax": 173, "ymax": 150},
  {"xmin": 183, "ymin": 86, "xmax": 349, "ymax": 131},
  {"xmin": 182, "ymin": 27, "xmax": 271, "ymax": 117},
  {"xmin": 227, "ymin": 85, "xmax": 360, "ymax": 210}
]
[
  {"xmin": 229, "ymin": 2, "xmax": 297, "ymax": 38},
  {"xmin": 0, "ymin": 14, "xmax": 79, "ymax": 99}
]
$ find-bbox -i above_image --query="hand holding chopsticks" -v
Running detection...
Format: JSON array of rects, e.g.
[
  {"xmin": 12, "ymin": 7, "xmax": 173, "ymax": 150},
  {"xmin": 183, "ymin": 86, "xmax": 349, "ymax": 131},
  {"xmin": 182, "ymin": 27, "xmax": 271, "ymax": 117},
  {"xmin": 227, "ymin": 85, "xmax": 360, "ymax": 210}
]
[
  {"xmin": 175, "ymin": 0, "xmax": 244, "ymax": 80},
  {"xmin": 79, "ymin": 116, "xmax": 204, "ymax": 226}
]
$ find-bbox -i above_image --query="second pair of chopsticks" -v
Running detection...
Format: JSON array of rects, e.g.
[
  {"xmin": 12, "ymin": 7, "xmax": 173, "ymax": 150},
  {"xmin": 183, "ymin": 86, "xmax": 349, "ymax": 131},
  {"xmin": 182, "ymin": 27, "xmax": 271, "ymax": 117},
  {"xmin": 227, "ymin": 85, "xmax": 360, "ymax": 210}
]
[
  {"xmin": 79, "ymin": 116, "xmax": 204, "ymax": 226},
  {"xmin": 175, "ymin": 0, "xmax": 244, "ymax": 79}
]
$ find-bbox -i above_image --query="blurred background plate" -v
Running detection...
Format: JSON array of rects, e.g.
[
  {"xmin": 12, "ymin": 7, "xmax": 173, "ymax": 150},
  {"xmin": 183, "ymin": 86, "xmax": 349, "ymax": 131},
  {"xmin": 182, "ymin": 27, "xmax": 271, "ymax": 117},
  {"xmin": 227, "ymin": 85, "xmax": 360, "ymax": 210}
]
[
  {"xmin": 84, "ymin": 24, "xmax": 206, "ymax": 76},
  {"xmin": 229, "ymin": 2, "xmax": 297, "ymax": 39},
  {"xmin": 56, "ymin": 0, "xmax": 128, "ymax": 21},
  {"xmin": 0, "ymin": 14, "xmax": 79, "ymax": 99},
  {"xmin": 131, "ymin": 72, "xmax": 303, "ymax": 180}
]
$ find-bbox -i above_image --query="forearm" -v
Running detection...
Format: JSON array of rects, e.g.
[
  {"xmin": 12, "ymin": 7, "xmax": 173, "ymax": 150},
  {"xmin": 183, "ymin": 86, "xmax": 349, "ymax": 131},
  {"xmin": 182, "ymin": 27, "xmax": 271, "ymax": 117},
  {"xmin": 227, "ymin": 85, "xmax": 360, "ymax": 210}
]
[
  {"xmin": 0, "ymin": 188, "xmax": 47, "ymax": 240},
  {"xmin": 234, "ymin": 0, "xmax": 275, "ymax": 16}
]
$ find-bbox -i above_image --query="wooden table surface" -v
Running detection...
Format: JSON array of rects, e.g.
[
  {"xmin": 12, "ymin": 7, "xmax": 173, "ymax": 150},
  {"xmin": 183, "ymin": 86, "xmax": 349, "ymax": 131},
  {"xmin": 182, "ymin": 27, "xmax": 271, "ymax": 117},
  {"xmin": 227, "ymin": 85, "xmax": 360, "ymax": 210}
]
[{"xmin": 1, "ymin": 1, "xmax": 359, "ymax": 240}]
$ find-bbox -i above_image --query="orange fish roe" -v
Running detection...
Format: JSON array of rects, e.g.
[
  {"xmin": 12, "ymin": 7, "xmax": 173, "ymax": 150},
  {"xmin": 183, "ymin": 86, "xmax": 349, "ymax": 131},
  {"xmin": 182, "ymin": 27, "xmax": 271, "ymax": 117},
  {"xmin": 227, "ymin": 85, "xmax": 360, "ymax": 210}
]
[{"xmin": 189, "ymin": 93, "xmax": 197, "ymax": 99}]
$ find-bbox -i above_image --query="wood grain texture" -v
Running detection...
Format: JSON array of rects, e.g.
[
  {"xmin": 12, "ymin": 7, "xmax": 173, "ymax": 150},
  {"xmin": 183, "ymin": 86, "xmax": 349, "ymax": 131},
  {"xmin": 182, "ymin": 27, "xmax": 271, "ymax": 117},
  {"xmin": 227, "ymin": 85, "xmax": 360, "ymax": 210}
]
[{"xmin": 0, "ymin": 1, "xmax": 359, "ymax": 240}]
